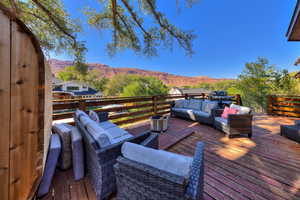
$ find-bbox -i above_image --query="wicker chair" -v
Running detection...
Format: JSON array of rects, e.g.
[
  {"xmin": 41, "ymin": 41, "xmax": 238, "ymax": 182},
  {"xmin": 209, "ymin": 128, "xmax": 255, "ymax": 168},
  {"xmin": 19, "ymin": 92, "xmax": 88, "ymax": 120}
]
[
  {"xmin": 75, "ymin": 113, "xmax": 159, "ymax": 200},
  {"xmin": 213, "ymin": 108, "xmax": 253, "ymax": 138},
  {"xmin": 114, "ymin": 142, "xmax": 205, "ymax": 200}
]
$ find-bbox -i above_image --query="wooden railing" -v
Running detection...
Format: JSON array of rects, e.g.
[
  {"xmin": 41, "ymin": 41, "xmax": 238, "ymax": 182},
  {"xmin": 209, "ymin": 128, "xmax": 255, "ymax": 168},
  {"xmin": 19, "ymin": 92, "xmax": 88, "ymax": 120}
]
[
  {"xmin": 53, "ymin": 93, "xmax": 242, "ymax": 125},
  {"xmin": 267, "ymin": 95, "xmax": 300, "ymax": 118}
]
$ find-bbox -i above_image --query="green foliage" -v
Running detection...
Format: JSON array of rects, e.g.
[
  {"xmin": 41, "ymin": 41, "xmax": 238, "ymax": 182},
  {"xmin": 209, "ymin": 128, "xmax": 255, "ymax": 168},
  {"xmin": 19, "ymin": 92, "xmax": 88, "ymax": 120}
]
[
  {"xmin": 57, "ymin": 66, "xmax": 81, "ymax": 81},
  {"xmin": 104, "ymin": 74, "xmax": 168, "ymax": 97},
  {"xmin": 192, "ymin": 80, "xmax": 237, "ymax": 94},
  {"xmin": 84, "ymin": 70, "xmax": 109, "ymax": 91},
  {"xmin": 3, "ymin": 0, "xmax": 83, "ymax": 56},
  {"xmin": 3, "ymin": 0, "xmax": 197, "ymax": 58},
  {"xmin": 57, "ymin": 66, "xmax": 108, "ymax": 91},
  {"xmin": 84, "ymin": 0, "xmax": 196, "ymax": 56},
  {"xmin": 235, "ymin": 58, "xmax": 299, "ymax": 112},
  {"xmin": 104, "ymin": 74, "xmax": 136, "ymax": 96}
]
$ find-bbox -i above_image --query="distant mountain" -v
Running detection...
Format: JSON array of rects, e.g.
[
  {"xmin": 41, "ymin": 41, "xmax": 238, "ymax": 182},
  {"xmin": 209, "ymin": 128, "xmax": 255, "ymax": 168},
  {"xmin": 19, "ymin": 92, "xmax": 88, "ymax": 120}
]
[{"xmin": 48, "ymin": 59, "xmax": 232, "ymax": 87}]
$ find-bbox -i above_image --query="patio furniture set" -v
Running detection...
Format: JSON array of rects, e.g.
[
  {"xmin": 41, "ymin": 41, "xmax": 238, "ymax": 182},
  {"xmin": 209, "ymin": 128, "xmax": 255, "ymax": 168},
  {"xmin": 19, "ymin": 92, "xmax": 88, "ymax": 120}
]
[
  {"xmin": 38, "ymin": 109, "xmax": 204, "ymax": 200},
  {"xmin": 171, "ymin": 98, "xmax": 253, "ymax": 138}
]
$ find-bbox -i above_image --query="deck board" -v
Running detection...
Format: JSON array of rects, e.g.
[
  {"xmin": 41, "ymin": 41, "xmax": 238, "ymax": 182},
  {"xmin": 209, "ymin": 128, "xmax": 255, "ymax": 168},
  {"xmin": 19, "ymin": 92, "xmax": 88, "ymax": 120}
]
[{"xmin": 40, "ymin": 114, "xmax": 300, "ymax": 200}]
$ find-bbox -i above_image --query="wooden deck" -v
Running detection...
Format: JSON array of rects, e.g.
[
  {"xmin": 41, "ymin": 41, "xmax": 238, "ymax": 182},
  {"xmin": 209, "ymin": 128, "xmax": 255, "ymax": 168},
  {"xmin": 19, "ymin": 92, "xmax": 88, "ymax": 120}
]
[{"xmin": 41, "ymin": 114, "xmax": 300, "ymax": 200}]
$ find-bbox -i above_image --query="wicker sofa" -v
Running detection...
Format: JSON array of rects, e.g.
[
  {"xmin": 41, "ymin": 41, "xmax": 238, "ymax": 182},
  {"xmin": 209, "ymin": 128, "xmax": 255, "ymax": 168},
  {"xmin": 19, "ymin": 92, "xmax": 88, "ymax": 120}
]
[
  {"xmin": 114, "ymin": 142, "xmax": 205, "ymax": 200},
  {"xmin": 213, "ymin": 104, "xmax": 253, "ymax": 138},
  {"xmin": 171, "ymin": 99, "xmax": 219, "ymax": 125},
  {"xmin": 75, "ymin": 110, "xmax": 159, "ymax": 200}
]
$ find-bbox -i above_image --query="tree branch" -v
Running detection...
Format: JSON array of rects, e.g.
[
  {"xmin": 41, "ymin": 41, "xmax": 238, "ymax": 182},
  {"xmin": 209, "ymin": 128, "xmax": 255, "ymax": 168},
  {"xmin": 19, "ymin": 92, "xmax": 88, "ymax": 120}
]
[
  {"xmin": 120, "ymin": 0, "xmax": 151, "ymax": 38},
  {"xmin": 116, "ymin": 12, "xmax": 138, "ymax": 45},
  {"xmin": 144, "ymin": 0, "xmax": 187, "ymax": 48},
  {"xmin": 31, "ymin": 0, "xmax": 77, "ymax": 46},
  {"xmin": 111, "ymin": 0, "xmax": 118, "ymax": 46}
]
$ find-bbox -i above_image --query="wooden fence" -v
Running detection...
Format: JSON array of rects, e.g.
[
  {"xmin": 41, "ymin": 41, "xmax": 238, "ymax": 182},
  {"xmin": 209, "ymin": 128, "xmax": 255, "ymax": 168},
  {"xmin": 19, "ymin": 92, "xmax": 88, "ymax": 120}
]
[
  {"xmin": 267, "ymin": 95, "xmax": 300, "ymax": 118},
  {"xmin": 53, "ymin": 94, "xmax": 242, "ymax": 126}
]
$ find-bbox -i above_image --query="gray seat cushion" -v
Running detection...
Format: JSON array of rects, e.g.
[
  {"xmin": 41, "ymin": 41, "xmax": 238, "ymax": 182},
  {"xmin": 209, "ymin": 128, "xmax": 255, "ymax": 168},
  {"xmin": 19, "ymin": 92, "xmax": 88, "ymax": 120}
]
[
  {"xmin": 71, "ymin": 127, "xmax": 85, "ymax": 180},
  {"xmin": 99, "ymin": 121, "xmax": 117, "ymax": 129},
  {"xmin": 194, "ymin": 110, "xmax": 210, "ymax": 118},
  {"xmin": 215, "ymin": 117, "xmax": 228, "ymax": 126},
  {"xmin": 202, "ymin": 101, "xmax": 218, "ymax": 114},
  {"xmin": 187, "ymin": 99, "xmax": 202, "ymax": 110},
  {"xmin": 122, "ymin": 142, "xmax": 193, "ymax": 177},
  {"xmin": 174, "ymin": 100, "xmax": 185, "ymax": 108},
  {"xmin": 182, "ymin": 100, "xmax": 190, "ymax": 108},
  {"xmin": 85, "ymin": 119, "xmax": 112, "ymax": 148},
  {"xmin": 37, "ymin": 134, "xmax": 61, "ymax": 197},
  {"xmin": 52, "ymin": 123, "xmax": 72, "ymax": 170},
  {"xmin": 172, "ymin": 107, "xmax": 189, "ymax": 113},
  {"xmin": 75, "ymin": 109, "xmax": 89, "ymax": 118},
  {"xmin": 106, "ymin": 126, "xmax": 133, "ymax": 144}
]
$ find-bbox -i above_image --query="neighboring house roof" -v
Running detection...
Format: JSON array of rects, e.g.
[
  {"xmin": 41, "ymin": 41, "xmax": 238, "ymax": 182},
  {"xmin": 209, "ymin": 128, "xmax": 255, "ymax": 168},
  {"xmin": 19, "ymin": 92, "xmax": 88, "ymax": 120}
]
[
  {"xmin": 287, "ymin": 0, "xmax": 300, "ymax": 41},
  {"xmin": 170, "ymin": 87, "xmax": 210, "ymax": 94},
  {"xmin": 52, "ymin": 80, "xmax": 101, "ymax": 96},
  {"xmin": 53, "ymin": 87, "xmax": 99, "ymax": 96}
]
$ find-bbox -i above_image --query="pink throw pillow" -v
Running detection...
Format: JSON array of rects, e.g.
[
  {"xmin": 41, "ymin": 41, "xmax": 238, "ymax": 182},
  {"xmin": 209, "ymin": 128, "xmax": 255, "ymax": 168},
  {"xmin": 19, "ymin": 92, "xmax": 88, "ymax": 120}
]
[{"xmin": 221, "ymin": 107, "xmax": 238, "ymax": 119}]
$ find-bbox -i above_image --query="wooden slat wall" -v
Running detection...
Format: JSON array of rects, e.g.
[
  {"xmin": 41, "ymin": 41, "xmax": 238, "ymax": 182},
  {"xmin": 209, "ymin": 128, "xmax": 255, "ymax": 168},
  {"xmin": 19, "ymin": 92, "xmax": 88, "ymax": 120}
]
[
  {"xmin": 0, "ymin": 10, "xmax": 11, "ymax": 200},
  {"xmin": 53, "ymin": 94, "xmax": 240, "ymax": 126},
  {"xmin": 267, "ymin": 95, "xmax": 300, "ymax": 118},
  {"xmin": 0, "ymin": 7, "xmax": 45, "ymax": 200}
]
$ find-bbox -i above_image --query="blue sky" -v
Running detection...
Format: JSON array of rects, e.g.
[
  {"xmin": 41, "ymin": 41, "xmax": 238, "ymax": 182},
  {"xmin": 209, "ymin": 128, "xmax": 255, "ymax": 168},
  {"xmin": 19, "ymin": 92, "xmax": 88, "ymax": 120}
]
[{"xmin": 51, "ymin": 0, "xmax": 300, "ymax": 78}]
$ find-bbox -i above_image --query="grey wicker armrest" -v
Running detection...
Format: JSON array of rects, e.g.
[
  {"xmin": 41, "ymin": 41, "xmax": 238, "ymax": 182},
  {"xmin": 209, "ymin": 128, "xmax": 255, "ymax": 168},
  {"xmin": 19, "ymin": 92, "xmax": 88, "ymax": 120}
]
[
  {"xmin": 228, "ymin": 114, "xmax": 252, "ymax": 127},
  {"xmin": 186, "ymin": 142, "xmax": 205, "ymax": 200},
  {"xmin": 114, "ymin": 157, "xmax": 188, "ymax": 198},
  {"xmin": 114, "ymin": 142, "xmax": 205, "ymax": 200}
]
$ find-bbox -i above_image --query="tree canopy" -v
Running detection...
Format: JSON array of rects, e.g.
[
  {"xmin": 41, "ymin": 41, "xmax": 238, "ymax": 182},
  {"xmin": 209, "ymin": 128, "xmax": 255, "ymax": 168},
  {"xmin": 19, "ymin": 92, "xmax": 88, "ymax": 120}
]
[
  {"xmin": 3, "ymin": 0, "xmax": 197, "ymax": 60},
  {"xmin": 57, "ymin": 66, "xmax": 108, "ymax": 91},
  {"xmin": 235, "ymin": 58, "xmax": 299, "ymax": 112},
  {"xmin": 104, "ymin": 74, "xmax": 168, "ymax": 97}
]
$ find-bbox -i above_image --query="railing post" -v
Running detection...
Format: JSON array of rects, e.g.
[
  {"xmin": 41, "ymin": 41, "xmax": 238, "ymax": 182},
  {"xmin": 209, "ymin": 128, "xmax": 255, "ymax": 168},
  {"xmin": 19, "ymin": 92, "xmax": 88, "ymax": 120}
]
[
  {"xmin": 79, "ymin": 99, "xmax": 86, "ymax": 112},
  {"xmin": 153, "ymin": 96, "xmax": 158, "ymax": 115},
  {"xmin": 236, "ymin": 94, "xmax": 242, "ymax": 106},
  {"xmin": 185, "ymin": 93, "xmax": 189, "ymax": 100},
  {"xmin": 267, "ymin": 95, "xmax": 273, "ymax": 115},
  {"xmin": 201, "ymin": 93, "xmax": 205, "ymax": 100}
]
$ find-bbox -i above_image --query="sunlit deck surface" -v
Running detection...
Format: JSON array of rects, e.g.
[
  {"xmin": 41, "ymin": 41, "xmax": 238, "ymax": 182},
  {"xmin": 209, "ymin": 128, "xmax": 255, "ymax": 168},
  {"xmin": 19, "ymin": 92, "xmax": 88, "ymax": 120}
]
[{"xmin": 41, "ymin": 114, "xmax": 300, "ymax": 200}]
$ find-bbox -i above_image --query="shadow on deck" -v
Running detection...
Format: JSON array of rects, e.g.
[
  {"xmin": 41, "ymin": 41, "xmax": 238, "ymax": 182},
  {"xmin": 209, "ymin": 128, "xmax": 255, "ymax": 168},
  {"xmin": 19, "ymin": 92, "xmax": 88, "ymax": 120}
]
[{"xmin": 41, "ymin": 114, "xmax": 300, "ymax": 200}]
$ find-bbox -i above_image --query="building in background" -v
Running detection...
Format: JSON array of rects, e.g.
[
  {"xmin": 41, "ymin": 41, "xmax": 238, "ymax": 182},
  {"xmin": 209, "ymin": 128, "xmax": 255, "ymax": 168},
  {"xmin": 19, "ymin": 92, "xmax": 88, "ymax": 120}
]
[
  {"xmin": 53, "ymin": 80, "xmax": 102, "ymax": 99},
  {"xmin": 169, "ymin": 87, "xmax": 211, "ymax": 96}
]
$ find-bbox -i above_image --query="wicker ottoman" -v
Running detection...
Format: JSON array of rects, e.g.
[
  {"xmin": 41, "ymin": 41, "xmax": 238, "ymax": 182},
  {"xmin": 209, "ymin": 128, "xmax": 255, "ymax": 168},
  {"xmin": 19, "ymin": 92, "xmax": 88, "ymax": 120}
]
[{"xmin": 280, "ymin": 125, "xmax": 300, "ymax": 143}]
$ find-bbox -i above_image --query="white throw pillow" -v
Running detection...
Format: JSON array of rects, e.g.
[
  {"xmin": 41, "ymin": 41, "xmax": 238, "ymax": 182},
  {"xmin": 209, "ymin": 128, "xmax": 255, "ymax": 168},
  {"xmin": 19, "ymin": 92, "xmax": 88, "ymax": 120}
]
[
  {"xmin": 122, "ymin": 142, "xmax": 193, "ymax": 177},
  {"xmin": 89, "ymin": 110, "xmax": 100, "ymax": 122},
  {"xmin": 230, "ymin": 104, "xmax": 251, "ymax": 115}
]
